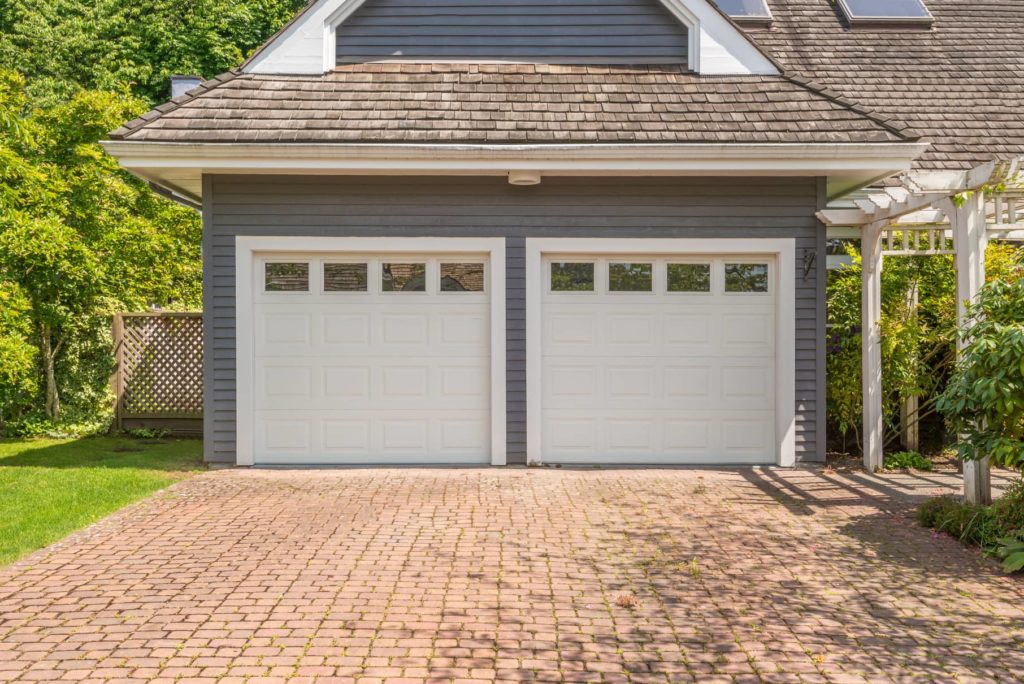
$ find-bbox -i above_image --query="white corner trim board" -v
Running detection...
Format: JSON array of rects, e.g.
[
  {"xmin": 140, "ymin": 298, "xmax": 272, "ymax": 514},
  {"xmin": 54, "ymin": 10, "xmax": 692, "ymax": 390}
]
[
  {"xmin": 525, "ymin": 237, "xmax": 797, "ymax": 467},
  {"xmin": 235, "ymin": 236, "xmax": 507, "ymax": 466},
  {"xmin": 242, "ymin": 0, "xmax": 778, "ymax": 76}
]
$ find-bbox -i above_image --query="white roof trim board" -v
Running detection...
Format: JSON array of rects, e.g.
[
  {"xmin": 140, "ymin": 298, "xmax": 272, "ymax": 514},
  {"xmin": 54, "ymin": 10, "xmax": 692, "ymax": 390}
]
[
  {"xmin": 242, "ymin": 0, "xmax": 779, "ymax": 76},
  {"xmin": 101, "ymin": 141, "xmax": 928, "ymax": 202}
]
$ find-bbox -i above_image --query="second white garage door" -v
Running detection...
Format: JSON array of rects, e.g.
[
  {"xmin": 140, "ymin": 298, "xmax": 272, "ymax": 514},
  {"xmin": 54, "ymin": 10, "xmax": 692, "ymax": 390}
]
[
  {"xmin": 540, "ymin": 255, "xmax": 777, "ymax": 464},
  {"xmin": 251, "ymin": 254, "xmax": 491, "ymax": 465}
]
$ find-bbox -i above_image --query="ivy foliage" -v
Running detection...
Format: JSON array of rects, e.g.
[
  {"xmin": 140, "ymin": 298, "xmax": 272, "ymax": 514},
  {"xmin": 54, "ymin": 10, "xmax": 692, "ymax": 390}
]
[{"xmin": 938, "ymin": 278, "xmax": 1024, "ymax": 470}]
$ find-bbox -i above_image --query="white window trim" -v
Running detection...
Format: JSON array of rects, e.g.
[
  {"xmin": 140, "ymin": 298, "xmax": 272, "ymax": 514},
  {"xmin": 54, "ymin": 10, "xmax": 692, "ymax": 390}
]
[
  {"xmin": 235, "ymin": 236, "xmax": 507, "ymax": 466},
  {"xmin": 525, "ymin": 237, "xmax": 796, "ymax": 467}
]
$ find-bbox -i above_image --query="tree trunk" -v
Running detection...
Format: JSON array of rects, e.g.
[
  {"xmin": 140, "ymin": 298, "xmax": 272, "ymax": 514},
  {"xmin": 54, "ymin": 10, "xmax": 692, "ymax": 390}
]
[{"xmin": 40, "ymin": 324, "xmax": 60, "ymax": 420}]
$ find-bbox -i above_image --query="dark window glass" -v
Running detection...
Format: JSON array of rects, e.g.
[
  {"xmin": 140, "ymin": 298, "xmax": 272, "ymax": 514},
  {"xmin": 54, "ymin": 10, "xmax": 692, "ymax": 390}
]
[
  {"xmin": 667, "ymin": 264, "xmax": 711, "ymax": 292},
  {"xmin": 608, "ymin": 263, "xmax": 653, "ymax": 292},
  {"xmin": 382, "ymin": 263, "xmax": 426, "ymax": 292},
  {"xmin": 440, "ymin": 263, "xmax": 485, "ymax": 292},
  {"xmin": 265, "ymin": 262, "xmax": 308, "ymax": 292},
  {"xmin": 324, "ymin": 263, "xmax": 368, "ymax": 292},
  {"xmin": 713, "ymin": 0, "xmax": 771, "ymax": 18},
  {"xmin": 725, "ymin": 263, "xmax": 769, "ymax": 293},
  {"xmin": 550, "ymin": 262, "xmax": 594, "ymax": 292}
]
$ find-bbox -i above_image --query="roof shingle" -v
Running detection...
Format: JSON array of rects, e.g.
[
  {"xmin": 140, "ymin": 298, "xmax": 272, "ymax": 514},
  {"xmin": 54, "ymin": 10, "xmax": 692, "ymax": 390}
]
[
  {"xmin": 109, "ymin": 63, "xmax": 910, "ymax": 145},
  {"xmin": 755, "ymin": 0, "xmax": 1024, "ymax": 169}
]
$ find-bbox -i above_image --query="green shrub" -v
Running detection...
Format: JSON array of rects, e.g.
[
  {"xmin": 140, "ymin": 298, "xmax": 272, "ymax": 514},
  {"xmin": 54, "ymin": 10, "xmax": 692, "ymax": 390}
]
[
  {"xmin": 990, "ymin": 478, "xmax": 1024, "ymax": 534},
  {"xmin": 884, "ymin": 451, "xmax": 933, "ymax": 471},
  {"xmin": 937, "ymin": 504, "xmax": 998, "ymax": 547},
  {"xmin": 938, "ymin": 278, "xmax": 1024, "ymax": 471},
  {"xmin": 917, "ymin": 477, "xmax": 1024, "ymax": 572},
  {"xmin": 917, "ymin": 494, "xmax": 961, "ymax": 528},
  {"xmin": 4, "ymin": 415, "xmax": 108, "ymax": 439},
  {"xmin": 917, "ymin": 496, "xmax": 995, "ymax": 546}
]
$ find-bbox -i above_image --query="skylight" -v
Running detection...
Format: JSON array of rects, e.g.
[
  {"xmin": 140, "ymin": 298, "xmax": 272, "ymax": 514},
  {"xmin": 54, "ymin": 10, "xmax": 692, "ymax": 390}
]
[
  {"xmin": 714, "ymin": 0, "xmax": 772, "ymax": 25},
  {"xmin": 838, "ymin": 0, "xmax": 934, "ymax": 26}
]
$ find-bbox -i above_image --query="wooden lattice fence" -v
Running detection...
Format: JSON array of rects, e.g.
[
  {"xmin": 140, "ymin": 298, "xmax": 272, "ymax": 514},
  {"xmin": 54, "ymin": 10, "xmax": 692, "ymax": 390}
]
[{"xmin": 112, "ymin": 312, "xmax": 203, "ymax": 435}]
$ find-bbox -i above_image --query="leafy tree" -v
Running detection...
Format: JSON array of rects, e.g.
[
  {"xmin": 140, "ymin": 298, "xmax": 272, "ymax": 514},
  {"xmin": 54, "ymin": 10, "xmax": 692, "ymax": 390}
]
[
  {"xmin": 0, "ymin": 70, "xmax": 201, "ymax": 426},
  {"xmin": 0, "ymin": 0, "xmax": 304, "ymax": 105},
  {"xmin": 938, "ymin": 278, "xmax": 1024, "ymax": 470},
  {"xmin": 0, "ymin": 0, "xmax": 304, "ymax": 432}
]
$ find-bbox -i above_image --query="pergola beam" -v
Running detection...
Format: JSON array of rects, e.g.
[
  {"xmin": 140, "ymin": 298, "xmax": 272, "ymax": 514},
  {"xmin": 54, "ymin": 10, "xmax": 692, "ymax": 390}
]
[
  {"xmin": 818, "ymin": 191, "xmax": 955, "ymax": 227},
  {"xmin": 818, "ymin": 160, "xmax": 1005, "ymax": 228}
]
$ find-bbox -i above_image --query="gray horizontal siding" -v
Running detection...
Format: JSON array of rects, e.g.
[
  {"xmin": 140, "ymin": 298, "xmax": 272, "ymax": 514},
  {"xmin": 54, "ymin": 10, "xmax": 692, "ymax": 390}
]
[
  {"xmin": 204, "ymin": 175, "xmax": 825, "ymax": 465},
  {"xmin": 335, "ymin": 0, "xmax": 689, "ymax": 64}
]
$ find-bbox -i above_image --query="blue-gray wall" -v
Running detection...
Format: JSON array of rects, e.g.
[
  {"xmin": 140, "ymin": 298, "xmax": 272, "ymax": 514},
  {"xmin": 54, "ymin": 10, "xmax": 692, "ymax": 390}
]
[
  {"xmin": 202, "ymin": 174, "xmax": 827, "ymax": 465},
  {"xmin": 335, "ymin": 0, "xmax": 690, "ymax": 63}
]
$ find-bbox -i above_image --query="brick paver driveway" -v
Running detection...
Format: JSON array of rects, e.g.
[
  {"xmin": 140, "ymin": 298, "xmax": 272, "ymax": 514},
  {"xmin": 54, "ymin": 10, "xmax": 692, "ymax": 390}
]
[{"xmin": 2, "ymin": 467, "xmax": 1023, "ymax": 683}]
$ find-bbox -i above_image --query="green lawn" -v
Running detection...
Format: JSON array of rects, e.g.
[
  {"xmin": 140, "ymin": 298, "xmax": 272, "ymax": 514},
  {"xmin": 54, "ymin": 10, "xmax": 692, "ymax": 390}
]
[{"xmin": 0, "ymin": 436, "xmax": 205, "ymax": 566}]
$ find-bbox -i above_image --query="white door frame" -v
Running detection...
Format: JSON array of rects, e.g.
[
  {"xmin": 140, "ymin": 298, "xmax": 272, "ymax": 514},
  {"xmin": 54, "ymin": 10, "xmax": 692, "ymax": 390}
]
[
  {"xmin": 235, "ymin": 236, "xmax": 507, "ymax": 466},
  {"xmin": 525, "ymin": 237, "xmax": 796, "ymax": 467}
]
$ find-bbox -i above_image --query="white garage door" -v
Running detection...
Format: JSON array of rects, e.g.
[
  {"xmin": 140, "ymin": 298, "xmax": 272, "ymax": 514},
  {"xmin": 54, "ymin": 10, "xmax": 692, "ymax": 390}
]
[
  {"xmin": 541, "ymin": 255, "xmax": 776, "ymax": 464},
  {"xmin": 251, "ymin": 254, "xmax": 491, "ymax": 464}
]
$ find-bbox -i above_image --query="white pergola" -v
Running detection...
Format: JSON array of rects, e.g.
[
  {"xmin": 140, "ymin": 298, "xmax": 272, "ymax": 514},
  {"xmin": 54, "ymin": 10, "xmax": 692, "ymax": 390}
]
[{"xmin": 819, "ymin": 157, "xmax": 1024, "ymax": 505}]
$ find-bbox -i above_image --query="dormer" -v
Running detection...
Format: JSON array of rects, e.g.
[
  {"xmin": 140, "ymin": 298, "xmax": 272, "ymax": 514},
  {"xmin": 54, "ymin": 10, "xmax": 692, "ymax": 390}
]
[{"xmin": 242, "ymin": 0, "xmax": 779, "ymax": 75}]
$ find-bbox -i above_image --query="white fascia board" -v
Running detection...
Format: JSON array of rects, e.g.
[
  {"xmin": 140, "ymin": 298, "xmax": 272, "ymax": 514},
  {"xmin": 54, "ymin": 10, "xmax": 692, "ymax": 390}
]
[
  {"xmin": 103, "ymin": 141, "xmax": 927, "ymax": 175},
  {"xmin": 243, "ymin": 0, "xmax": 777, "ymax": 76}
]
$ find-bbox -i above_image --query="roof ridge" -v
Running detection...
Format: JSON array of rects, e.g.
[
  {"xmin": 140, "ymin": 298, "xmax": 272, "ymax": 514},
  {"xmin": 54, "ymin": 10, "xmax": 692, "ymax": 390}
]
[
  {"xmin": 108, "ymin": 71, "xmax": 242, "ymax": 139},
  {"xmin": 782, "ymin": 72, "xmax": 922, "ymax": 142}
]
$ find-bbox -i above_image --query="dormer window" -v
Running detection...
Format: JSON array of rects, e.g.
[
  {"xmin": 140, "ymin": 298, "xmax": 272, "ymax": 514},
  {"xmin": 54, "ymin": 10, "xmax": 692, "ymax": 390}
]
[
  {"xmin": 838, "ymin": 0, "xmax": 934, "ymax": 28},
  {"xmin": 714, "ymin": 0, "xmax": 772, "ymax": 28}
]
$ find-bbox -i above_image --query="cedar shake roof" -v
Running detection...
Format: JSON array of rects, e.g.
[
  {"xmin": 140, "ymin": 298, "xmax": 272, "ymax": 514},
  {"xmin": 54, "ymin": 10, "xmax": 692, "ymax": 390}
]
[
  {"xmin": 109, "ymin": 64, "xmax": 910, "ymax": 145},
  {"xmin": 110, "ymin": 0, "xmax": 1024, "ymax": 170},
  {"xmin": 756, "ymin": 0, "xmax": 1024, "ymax": 169}
]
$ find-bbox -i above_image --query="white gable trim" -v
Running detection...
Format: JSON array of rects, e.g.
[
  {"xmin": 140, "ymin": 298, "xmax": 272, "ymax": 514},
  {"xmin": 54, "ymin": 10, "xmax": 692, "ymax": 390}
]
[
  {"xmin": 243, "ymin": 0, "xmax": 778, "ymax": 76},
  {"xmin": 657, "ymin": 0, "xmax": 777, "ymax": 74}
]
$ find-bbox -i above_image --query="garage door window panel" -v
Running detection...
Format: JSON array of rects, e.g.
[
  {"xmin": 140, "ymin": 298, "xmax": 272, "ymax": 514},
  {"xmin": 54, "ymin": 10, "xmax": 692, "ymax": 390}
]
[
  {"xmin": 265, "ymin": 262, "xmax": 309, "ymax": 292},
  {"xmin": 724, "ymin": 263, "xmax": 770, "ymax": 294},
  {"xmin": 608, "ymin": 262, "xmax": 653, "ymax": 293},
  {"xmin": 323, "ymin": 262, "xmax": 369, "ymax": 293},
  {"xmin": 550, "ymin": 262, "xmax": 595, "ymax": 292},
  {"xmin": 440, "ymin": 263, "xmax": 486, "ymax": 292},
  {"xmin": 382, "ymin": 262, "xmax": 427, "ymax": 292},
  {"xmin": 667, "ymin": 263, "xmax": 712, "ymax": 293}
]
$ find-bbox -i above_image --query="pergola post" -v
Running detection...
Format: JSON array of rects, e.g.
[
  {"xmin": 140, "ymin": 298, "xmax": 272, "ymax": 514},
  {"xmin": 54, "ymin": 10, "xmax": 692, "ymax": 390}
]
[
  {"xmin": 861, "ymin": 222, "xmax": 884, "ymax": 472},
  {"xmin": 945, "ymin": 192, "xmax": 992, "ymax": 505}
]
